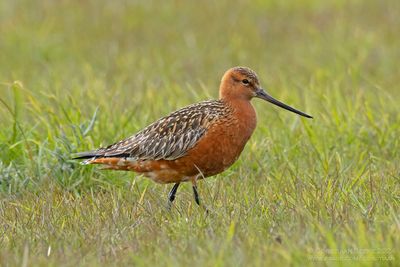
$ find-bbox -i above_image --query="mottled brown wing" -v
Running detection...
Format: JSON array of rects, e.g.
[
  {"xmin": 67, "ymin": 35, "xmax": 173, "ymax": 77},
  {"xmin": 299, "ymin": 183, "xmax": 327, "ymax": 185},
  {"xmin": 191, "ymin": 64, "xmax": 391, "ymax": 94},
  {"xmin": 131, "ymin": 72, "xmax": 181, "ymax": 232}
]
[{"xmin": 74, "ymin": 100, "xmax": 229, "ymax": 161}]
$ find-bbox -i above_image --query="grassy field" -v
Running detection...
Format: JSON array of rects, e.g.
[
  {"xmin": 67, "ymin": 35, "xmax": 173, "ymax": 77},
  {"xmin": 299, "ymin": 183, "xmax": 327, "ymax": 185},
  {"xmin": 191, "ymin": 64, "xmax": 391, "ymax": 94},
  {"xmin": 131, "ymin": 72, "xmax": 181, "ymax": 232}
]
[{"xmin": 1, "ymin": 0, "xmax": 399, "ymax": 266}]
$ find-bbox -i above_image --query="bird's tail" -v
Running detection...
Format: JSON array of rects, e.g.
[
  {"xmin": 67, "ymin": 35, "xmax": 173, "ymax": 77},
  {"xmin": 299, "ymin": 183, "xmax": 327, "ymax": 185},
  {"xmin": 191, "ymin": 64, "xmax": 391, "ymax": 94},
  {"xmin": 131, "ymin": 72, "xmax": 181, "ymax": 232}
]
[
  {"xmin": 73, "ymin": 149, "xmax": 132, "ymax": 165},
  {"xmin": 72, "ymin": 151, "xmax": 103, "ymax": 165},
  {"xmin": 72, "ymin": 151, "xmax": 99, "ymax": 159}
]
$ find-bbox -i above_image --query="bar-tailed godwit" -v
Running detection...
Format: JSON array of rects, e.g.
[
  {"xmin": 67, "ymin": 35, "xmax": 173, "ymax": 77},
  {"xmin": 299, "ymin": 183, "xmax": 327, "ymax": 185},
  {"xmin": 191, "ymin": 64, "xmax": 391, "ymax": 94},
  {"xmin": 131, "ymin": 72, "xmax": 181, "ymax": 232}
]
[{"xmin": 74, "ymin": 67, "xmax": 312, "ymax": 206}]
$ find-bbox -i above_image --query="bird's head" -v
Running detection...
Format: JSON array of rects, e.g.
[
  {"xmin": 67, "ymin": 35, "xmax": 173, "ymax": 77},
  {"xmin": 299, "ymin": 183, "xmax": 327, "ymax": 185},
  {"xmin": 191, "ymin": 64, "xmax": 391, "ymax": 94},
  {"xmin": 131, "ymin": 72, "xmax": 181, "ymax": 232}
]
[{"xmin": 219, "ymin": 66, "xmax": 312, "ymax": 118}]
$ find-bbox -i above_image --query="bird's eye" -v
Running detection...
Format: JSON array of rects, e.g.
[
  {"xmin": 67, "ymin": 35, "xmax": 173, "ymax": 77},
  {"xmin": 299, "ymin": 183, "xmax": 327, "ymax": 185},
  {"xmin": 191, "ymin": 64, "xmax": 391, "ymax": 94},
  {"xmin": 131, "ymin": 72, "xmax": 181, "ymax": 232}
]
[{"xmin": 242, "ymin": 79, "xmax": 250, "ymax": 85}]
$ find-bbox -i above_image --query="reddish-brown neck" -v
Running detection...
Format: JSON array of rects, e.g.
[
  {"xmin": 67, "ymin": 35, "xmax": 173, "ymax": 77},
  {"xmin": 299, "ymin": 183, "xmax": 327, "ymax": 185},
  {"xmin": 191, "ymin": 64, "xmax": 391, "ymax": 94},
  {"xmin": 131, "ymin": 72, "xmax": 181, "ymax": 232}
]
[{"xmin": 221, "ymin": 96, "xmax": 257, "ymax": 145}]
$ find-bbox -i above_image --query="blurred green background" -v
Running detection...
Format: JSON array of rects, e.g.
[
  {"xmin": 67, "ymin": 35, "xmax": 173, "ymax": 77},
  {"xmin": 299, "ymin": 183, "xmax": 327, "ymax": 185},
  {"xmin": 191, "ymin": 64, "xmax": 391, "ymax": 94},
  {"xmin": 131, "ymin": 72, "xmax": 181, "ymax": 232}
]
[{"xmin": 0, "ymin": 0, "xmax": 399, "ymax": 266}]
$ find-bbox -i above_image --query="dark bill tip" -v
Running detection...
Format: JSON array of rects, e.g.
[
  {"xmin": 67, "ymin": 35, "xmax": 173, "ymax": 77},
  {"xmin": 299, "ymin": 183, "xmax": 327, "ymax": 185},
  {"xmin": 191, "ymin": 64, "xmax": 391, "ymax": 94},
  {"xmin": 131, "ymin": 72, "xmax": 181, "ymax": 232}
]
[{"xmin": 256, "ymin": 88, "xmax": 313, "ymax": 119}]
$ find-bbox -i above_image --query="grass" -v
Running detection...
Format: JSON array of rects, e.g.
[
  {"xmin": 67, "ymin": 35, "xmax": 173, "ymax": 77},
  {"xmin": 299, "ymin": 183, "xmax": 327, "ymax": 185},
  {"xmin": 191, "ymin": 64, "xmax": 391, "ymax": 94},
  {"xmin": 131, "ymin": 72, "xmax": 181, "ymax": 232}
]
[{"xmin": 0, "ymin": 0, "xmax": 399, "ymax": 266}]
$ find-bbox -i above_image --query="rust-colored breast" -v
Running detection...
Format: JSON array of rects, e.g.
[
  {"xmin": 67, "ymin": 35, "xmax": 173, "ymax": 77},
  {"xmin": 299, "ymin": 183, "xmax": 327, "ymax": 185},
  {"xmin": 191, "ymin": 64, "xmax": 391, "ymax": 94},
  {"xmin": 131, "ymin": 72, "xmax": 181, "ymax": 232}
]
[{"xmin": 168, "ymin": 99, "xmax": 257, "ymax": 178}]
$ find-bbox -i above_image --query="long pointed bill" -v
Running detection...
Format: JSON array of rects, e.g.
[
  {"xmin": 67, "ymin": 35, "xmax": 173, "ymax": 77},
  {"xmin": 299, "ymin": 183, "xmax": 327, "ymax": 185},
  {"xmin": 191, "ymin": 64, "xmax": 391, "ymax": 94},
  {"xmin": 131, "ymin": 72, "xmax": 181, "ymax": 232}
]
[{"xmin": 256, "ymin": 88, "xmax": 313, "ymax": 118}]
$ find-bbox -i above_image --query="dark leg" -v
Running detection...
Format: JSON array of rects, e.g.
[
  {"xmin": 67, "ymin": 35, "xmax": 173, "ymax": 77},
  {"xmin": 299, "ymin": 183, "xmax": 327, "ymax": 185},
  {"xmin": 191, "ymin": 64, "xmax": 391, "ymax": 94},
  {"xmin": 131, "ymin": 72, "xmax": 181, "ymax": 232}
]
[
  {"xmin": 168, "ymin": 183, "xmax": 180, "ymax": 204},
  {"xmin": 192, "ymin": 185, "xmax": 200, "ymax": 206},
  {"xmin": 191, "ymin": 178, "xmax": 208, "ymax": 213}
]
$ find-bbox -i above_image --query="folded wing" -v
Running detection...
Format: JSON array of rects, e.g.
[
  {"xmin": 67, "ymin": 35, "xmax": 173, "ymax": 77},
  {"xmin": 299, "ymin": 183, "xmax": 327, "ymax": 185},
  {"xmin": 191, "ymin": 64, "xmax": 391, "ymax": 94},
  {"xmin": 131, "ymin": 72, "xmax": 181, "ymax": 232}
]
[{"xmin": 73, "ymin": 100, "xmax": 229, "ymax": 161}]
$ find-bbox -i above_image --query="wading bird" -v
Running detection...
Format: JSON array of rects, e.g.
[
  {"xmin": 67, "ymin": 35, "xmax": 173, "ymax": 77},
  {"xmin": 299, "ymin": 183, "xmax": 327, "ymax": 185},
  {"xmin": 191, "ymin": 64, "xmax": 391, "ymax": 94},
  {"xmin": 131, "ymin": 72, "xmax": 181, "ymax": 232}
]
[{"xmin": 74, "ymin": 67, "xmax": 312, "ymax": 207}]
